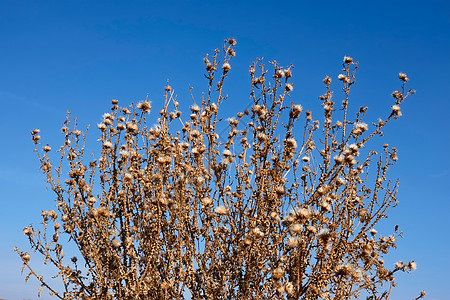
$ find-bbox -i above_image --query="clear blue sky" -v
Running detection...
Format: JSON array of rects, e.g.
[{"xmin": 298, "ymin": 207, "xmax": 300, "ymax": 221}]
[{"xmin": 1, "ymin": 1, "xmax": 449, "ymax": 299}]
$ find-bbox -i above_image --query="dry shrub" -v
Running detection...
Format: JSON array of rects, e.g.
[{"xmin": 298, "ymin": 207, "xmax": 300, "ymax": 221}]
[{"xmin": 16, "ymin": 39, "xmax": 424, "ymax": 299}]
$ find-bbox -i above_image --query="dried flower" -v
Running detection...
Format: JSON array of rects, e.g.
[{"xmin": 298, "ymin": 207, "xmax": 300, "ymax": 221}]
[
  {"xmin": 97, "ymin": 123, "xmax": 107, "ymax": 131},
  {"xmin": 290, "ymin": 223, "xmax": 303, "ymax": 234},
  {"xmin": 23, "ymin": 227, "xmax": 34, "ymax": 236},
  {"xmin": 318, "ymin": 228, "xmax": 331, "ymax": 241},
  {"xmin": 228, "ymin": 38, "xmax": 237, "ymax": 46},
  {"xmin": 287, "ymin": 236, "xmax": 299, "ymax": 248},
  {"xmin": 222, "ymin": 63, "xmax": 231, "ymax": 73},
  {"xmin": 103, "ymin": 141, "xmax": 113, "ymax": 149},
  {"xmin": 22, "ymin": 253, "xmax": 31, "ymax": 262},
  {"xmin": 111, "ymin": 239, "xmax": 121, "ymax": 248},
  {"xmin": 137, "ymin": 101, "xmax": 151, "ymax": 113},
  {"xmin": 344, "ymin": 56, "xmax": 353, "ymax": 64},
  {"xmin": 285, "ymin": 83, "xmax": 294, "ymax": 92},
  {"xmin": 289, "ymin": 104, "xmax": 303, "ymax": 119},
  {"xmin": 323, "ymin": 75, "xmax": 332, "ymax": 84},
  {"xmin": 284, "ymin": 282, "xmax": 294, "ymax": 295},
  {"xmin": 272, "ymin": 267, "xmax": 284, "ymax": 279},
  {"xmin": 215, "ymin": 206, "xmax": 229, "ymax": 215},
  {"xmin": 398, "ymin": 72, "xmax": 408, "ymax": 81},
  {"xmin": 285, "ymin": 138, "xmax": 297, "ymax": 149},
  {"xmin": 338, "ymin": 74, "xmax": 347, "ymax": 81}
]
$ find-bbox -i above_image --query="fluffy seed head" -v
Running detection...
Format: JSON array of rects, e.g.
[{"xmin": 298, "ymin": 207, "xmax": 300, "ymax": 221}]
[
  {"xmin": 290, "ymin": 104, "xmax": 303, "ymax": 119},
  {"xmin": 223, "ymin": 149, "xmax": 232, "ymax": 157},
  {"xmin": 287, "ymin": 236, "xmax": 299, "ymax": 248},
  {"xmin": 344, "ymin": 56, "xmax": 353, "ymax": 64},
  {"xmin": 284, "ymin": 282, "xmax": 294, "ymax": 295},
  {"xmin": 392, "ymin": 105, "xmax": 401, "ymax": 112},
  {"xmin": 201, "ymin": 197, "xmax": 212, "ymax": 206},
  {"xmin": 285, "ymin": 138, "xmax": 297, "ymax": 149},
  {"xmin": 285, "ymin": 83, "xmax": 294, "ymax": 92},
  {"xmin": 23, "ymin": 227, "xmax": 34, "ymax": 236},
  {"xmin": 318, "ymin": 228, "xmax": 331, "ymax": 241},
  {"xmin": 338, "ymin": 74, "xmax": 347, "ymax": 81},
  {"xmin": 323, "ymin": 75, "xmax": 332, "ymax": 84},
  {"xmin": 272, "ymin": 267, "xmax": 284, "ymax": 279},
  {"xmin": 398, "ymin": 72, "xmax": 408, "ymax": 81},
  {"xmin": 215, "ymin": 206, "xmax": 229, "ymax": 215},
  {"xmin": 222, "ymin": 63, "xmax": 231, "ymax": 72},
  {"xmin": 228, "ymin": 38, "xmax": 237, "ymax": 46},
  {"xmin": 290, "ymin": 223, "xmax": 303, "ymax": 234},
  {"xmin": 137, "ymin": 101, "xmax": 151, "ymax": 113},
  {"xmin": 111, "ymin": 239, "xmax": 121, "ymax": 248}
]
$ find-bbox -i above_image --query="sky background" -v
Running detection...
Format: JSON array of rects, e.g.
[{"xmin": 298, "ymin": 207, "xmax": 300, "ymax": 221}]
[{"xmin": 1, "ymin": 1, "xmax": 449, "ymax": 299}]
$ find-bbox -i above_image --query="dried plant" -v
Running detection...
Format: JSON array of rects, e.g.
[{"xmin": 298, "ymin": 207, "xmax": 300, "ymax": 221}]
[{"xmin": 16, "ymin": 39, "xmax": 421, "ymax": 299}]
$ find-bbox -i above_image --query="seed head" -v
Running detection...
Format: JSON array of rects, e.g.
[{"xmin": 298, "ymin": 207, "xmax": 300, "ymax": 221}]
[
  {"xmin": 252, "ymin": 227, "xmax": 264, "ymax": 238},
  {"xmin": 137, "ymin": 101, "xmax": 151, "ymax": 113},
  {"xmin": 276, "ymin": 185, "xmax": 285, "ymax": 195},
  {"xmin": 222, "ymin": 63, "xmax": 231, "ymax": 73},
  {"xmin": 323, "ymin": 75, "xmax": 332, "ymax": 84},
  {"xmin": 97, "ymin": 123, "xmax": 107, "ymax": 131},
  {"xmin": 398, "ymin": 72, "xmax": 408, "ymax": 81},
  {"xmin": 336, "ymin": 263, "xmax": 353, "ymax": 276},
  {"xmin": 102, "ymin": 140, "xmax": 112, "ymax": 149},
  {"xmin": 290, "ymin": 223, "xmax": 303, "ymax": 235},
  {"xmin": 287, "ymin": 236, "xmax": 299, "ymax": 248},
  {"xmin": 289, "ymin": 104, "xmax": 303, "ymax": 119},
  {"xmin": 22, "ymin": 253, "xmax": 31, "ymax": 262},
  {"xmin": 285, "ymin": 83, "xmax": 294, "ymax": 92},
  {"xmin": 284, "ymin": 282, "xmax": 294, "ymax": 295},
  {"xmin": 392, "ymin": 90, "xmax": 402, "ymax": 99},
  {"xmin": 201, "ymin": 197, "xmax": 212, "ymax": 207},
  {"xmin": 23, "ymin": 227, "xmax": 34, "ymax": 236},
  {"xmin": 111, "ymin": 239, "xmax": 121, "ymax": 248},
  {"xmin": 338, "ymin": 74, "xmax": 347, "ymax": 81},
  {"xmin": 334, "ymin": 155, "xmax": 344, "ymax": 165},
  {"xmin": 228, "ymin": 38, "xmax": 237, "ymax": 46},
  {"xmin": 275, "ymin": 69, "xmax": 285, "ymax": 78},
  {"xmin": 190, "ymin": 104, "xmax": 200, "ymax": 113},
  {"xmin": 272, "ymin": 267, "xmax": 284, "ymax": 279},
  {"xmin": 215, "ymin": 206, "xmax": 229, "ymax": 215},
  {"xmin": 285, "ymin": 138, "xmax": 297, "ymax": 149},
  {"xmin": 284, "ymin": 69, "xmax": 292, "ymax": 78},
  {"xmin": 223, "ymin": 149, "xmax": 232, "ymax": 157},
  {"xmin": 343, "ymin": 56, "xmax": 353, "ymax": 64},
  {"xmin": 317, "ymin": 228, "xmax": 331, "ymax": 241}
]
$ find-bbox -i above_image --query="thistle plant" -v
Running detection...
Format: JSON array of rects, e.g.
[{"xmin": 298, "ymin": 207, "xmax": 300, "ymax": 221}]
[{"xmin": 16, "ymin": 39, "xmax": 423, "ymax": 299}]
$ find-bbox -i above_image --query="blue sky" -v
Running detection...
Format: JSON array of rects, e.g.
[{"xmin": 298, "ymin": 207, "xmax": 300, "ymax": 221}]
[{"xmin": 1, "ymin": 1, "xmax": 449, "ymax": 299}]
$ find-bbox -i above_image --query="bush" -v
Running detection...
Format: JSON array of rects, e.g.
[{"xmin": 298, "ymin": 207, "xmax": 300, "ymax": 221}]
[{"xmin": 16, "ymin": 39, "xmax": 423, "ymax": 299}]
